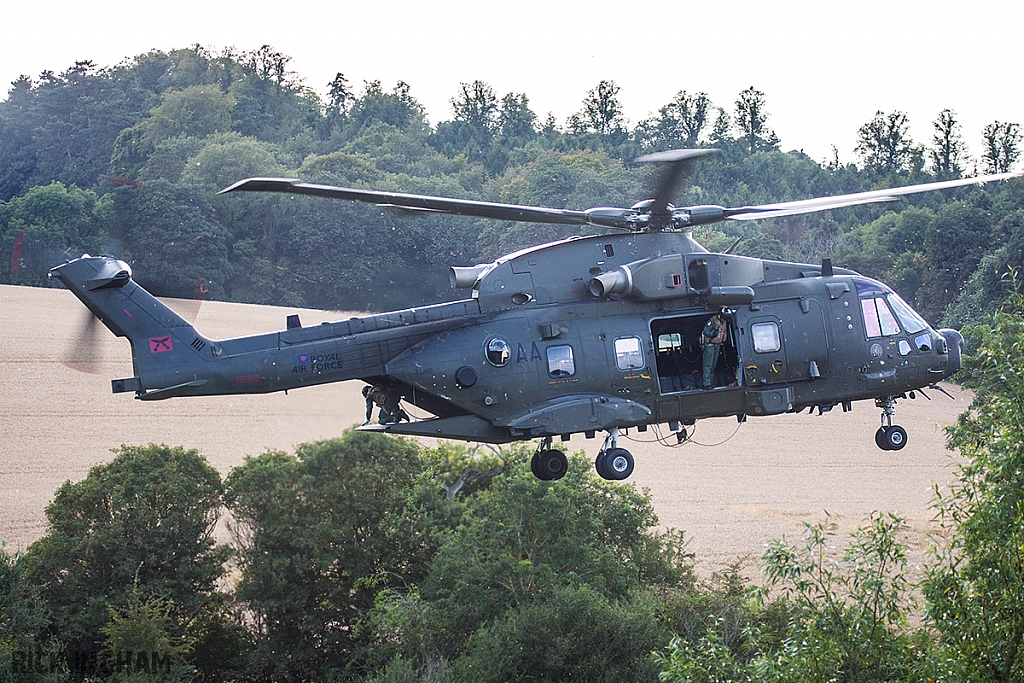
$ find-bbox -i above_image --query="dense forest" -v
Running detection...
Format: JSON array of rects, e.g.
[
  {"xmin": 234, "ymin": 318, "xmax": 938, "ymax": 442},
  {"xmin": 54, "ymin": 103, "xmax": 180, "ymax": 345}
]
[
  {"xmin": 4, "ymin": 45, "xmax": 1024, "ymax": 682},
  {"xmin": 2, "ymin": 45, "xmax": 1024, "ymax": 327}
]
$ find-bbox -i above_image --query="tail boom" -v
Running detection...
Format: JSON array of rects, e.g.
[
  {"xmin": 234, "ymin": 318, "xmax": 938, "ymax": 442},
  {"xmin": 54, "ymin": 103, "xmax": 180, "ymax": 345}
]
[{"xmin": 50, "ymin": 255, "xmax": 479, "ymax": 401}]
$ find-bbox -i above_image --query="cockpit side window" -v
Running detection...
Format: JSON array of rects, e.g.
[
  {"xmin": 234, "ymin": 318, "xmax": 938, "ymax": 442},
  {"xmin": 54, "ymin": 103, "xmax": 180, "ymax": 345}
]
[
  {"xmin": 878, "ymin": 299, "xmax": 900, "ymax": 335},
  {"xmin": 861, "ymin": 297, "xmax": 901, "ymax": 338}
]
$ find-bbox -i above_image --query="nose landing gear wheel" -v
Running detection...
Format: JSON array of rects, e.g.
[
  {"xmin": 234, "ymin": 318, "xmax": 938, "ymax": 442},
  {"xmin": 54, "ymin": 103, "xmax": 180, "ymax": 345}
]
[
  {"xmin": 874, "ymin": 395, "xmax": 908, "ymax": 451},
  {"xmin": 875, "ymin": 425, "xmax": 908, "ymax": 451},
  {"xmin": 883, "ymin": 425, "xmax": 907, "ymax": 450},
  {"xmin": 595, "ymin": 448, "xmax": 634, "ymax": 480}
]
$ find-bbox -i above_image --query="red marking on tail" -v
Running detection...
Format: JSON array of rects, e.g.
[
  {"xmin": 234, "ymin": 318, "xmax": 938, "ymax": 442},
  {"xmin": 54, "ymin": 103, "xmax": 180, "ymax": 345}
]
[{"xmin": 149, "ymin": 336, "xmax": 173, "ymax": 353}]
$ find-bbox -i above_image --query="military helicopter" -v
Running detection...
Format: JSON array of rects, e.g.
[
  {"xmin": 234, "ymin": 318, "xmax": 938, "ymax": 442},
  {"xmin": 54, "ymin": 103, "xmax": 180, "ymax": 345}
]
[{"xmin": 49, "ymin": 149, "xmax": 1019, "ymax": 481}]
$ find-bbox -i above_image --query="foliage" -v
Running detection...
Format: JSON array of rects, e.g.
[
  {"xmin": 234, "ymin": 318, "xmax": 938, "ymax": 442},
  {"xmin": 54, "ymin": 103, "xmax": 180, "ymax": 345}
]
[
  {"xmin": 930, "ymin": 109, "xmax": 969, "ymax": 179},
  {"xmin": 101, "ymin": 590, "xmax": 194, "ymax": 682},
  {"xmin": 656, "ymin": 513, "xmax": 919, "ymax": 683},
  {"xmin": 855, "ymin": 110, "xmax": 923, "ymax": 177},
  {"xmin": 454, "ymin": 585, "xmax": 664, "ymax": 683},
  {"xmin": 981, "ymin": 121, "xmax": 1022, "ymax": 174},
  {"xmin": 0, "ymin": 548, "xmax": 68, "ymax": 683},
  {"xmin": 734, "ymin": 87, "xmax": 779, "ymax": 155},
  {"xmin": 0, "ymin": 181, "xmax": 103, "ymax": 286},
  {"xmin": 22, "ymin": 443, "xmax": 228, "ymax": 676},
  {"xmin": 569, "ymin": 80, "xmax": 625, "ymax": 135},
  {"xmin": 924, "ymin": 277, "xmax": 1024, "ymax": 683},
  {"xmin": 223, "ymin": 430, "xmax": 436, "ymax": 680}
]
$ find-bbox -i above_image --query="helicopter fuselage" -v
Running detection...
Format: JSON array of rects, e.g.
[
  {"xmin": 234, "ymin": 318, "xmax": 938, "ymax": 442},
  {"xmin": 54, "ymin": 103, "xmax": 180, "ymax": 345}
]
[{"xmin": 50, "ymin": 228, "xmax": 960, "ymax": 468}]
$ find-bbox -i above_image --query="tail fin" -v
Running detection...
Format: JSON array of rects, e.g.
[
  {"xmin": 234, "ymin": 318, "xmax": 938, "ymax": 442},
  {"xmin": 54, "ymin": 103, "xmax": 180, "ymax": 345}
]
[{"xmin": 49, "ymin": 255, "xmax": 212, "ymax": 394}]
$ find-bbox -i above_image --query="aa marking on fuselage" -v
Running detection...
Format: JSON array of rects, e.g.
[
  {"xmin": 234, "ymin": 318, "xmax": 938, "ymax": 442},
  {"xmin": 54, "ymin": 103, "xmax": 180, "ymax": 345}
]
[{"xmin": 516, "ymin": 342, "xmax": 542, "ymax": 363}]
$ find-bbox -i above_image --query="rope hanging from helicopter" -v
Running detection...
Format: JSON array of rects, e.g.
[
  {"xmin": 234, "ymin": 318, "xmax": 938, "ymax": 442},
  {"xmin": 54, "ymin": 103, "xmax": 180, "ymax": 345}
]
[{"xmin": 620, "ymin": 419, "xmax": 745, "ymax": 449}]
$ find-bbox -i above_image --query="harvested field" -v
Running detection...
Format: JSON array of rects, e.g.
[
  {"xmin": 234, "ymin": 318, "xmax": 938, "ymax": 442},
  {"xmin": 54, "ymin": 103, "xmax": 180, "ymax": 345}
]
[{"xmin": 1, "ymin": 284, "xmax": 968, "ymax": 576}]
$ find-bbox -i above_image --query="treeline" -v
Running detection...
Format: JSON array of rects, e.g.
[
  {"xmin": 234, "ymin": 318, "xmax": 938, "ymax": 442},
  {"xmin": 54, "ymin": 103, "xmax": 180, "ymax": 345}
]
[
  {"xmin": 4, "ymin": 286, "xmax": 1024, "ymax": 682},
  {"xmin": 2, "ymin": 44, "xmax": 1024, "ymax": 320}
]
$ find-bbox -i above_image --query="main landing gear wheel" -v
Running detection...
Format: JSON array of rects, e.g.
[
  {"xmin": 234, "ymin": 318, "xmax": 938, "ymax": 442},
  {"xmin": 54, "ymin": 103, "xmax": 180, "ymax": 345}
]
[
  {"xmin": 532, "ymin": 449, "xmax": 568, "ymax": 480},
  {"xmin": 595, "ymin": 448, "xmax": 634, "ymax": 480}
]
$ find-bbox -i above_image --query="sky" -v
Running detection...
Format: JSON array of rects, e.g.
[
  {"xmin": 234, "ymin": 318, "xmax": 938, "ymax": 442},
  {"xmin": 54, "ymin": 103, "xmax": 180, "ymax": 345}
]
[{"xmin": 2, "ymin": 0, "xmax": 1023, "ymax": 166}]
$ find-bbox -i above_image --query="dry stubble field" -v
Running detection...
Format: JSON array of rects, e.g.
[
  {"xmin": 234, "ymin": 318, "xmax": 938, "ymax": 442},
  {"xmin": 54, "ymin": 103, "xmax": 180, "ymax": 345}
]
[{"xmin": 1, "ymin": 284, "xmax": 970, "ymax": 576}]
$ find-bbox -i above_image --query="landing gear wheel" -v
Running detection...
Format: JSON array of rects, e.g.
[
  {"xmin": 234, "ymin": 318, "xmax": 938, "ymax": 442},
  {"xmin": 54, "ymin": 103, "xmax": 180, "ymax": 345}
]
[
  {"xmin": 535, "ymin": 449, "xmax": 568, "ymax": 480},
  {"xmin": 883, "ymin": 425, "xmax": 907, "ymax": 451},
  {"xmin": 595, "ymin": 448, "xmax": 634, "ymax": 480},
  {"xmin": 875, "ymin": 426, "xmax": 890, "ymax": 450}
]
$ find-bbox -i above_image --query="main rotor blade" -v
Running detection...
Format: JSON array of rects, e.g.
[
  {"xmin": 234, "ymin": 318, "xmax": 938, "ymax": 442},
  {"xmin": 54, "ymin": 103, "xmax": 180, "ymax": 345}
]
[
  {"xmin": 723, "ymin": 172, "xmax": 1023, "ymax": 221},
  {"xmin": 638, "ymin": 149, "xmax": 718, "ymax": 218},
  {"xmin": 219, "ymin": 178, "xmax": 635, "ymax": 229}
]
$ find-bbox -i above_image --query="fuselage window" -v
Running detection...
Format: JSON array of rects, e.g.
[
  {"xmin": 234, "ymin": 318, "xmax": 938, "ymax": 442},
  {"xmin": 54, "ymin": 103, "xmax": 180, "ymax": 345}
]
[
  {"xmin": 547, "ymin": 345, "xmax": 576, "ymax": 377},
  {"xmin": 751, "ymin": 322, "xmax": 781, "ymax": 353},
  {"xmin": 861, "ymin": 297, "xmax": 900, "ymax": 338},
  {"xmin": 914, "ymin": 333, "xmax": 932, "ymax": 353},
  {"xmin": 486, "ymin": 337, "xmax": 511, "ymax": 366},
  {"xmin": 614, "ymin": 337, "xmax": 644, "ymax": 370},
  {"xmin": 898, "ymin": 339, "xmax": 912, "ymax": 356}
]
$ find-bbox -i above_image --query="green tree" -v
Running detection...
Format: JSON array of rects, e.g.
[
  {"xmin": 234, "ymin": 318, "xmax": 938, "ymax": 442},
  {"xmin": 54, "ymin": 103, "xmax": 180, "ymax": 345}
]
[
  {"xmin": 925, "ymin": 279, "xmax": 1024, "ymax": 682},
  {"xmin": 497, "ymin": 93, "xmax": 537, "ymax": 146},
  {"xmin": 639, "ymin": 90, "xmax": 713, "ymax": 150},
  {"xmin": 656, "ymin": 513, "xmax": 919, "ymax": 683},
  {"xmin": 23, "ymin": 444, "xmax": 227, "ymax": 672},
  {"xmin": 981, "ymin": 120, "xmax": 1022, "ymax": 174},
  {"xmin": 347, "ymin": 80, "xmax": 428, "ymax": 135},
  {"xmin": 144, "ymin": 85, "xmax": 236, "ymax": 144},
  {"xmin": 930, "ymin": 109, "xmax": 969, "ymax": 179},
  {"xmin": 454, "ymin": 585, "xmax": 664, "ymax": 683},
  {"xmin": 918, "ymin": 199, "xmax": 1001, "ymax": 322},
  {"xmin": 569, "ymin": 80, "xmax": 624, "ymax": 135},
  {"xmin": 181, "ymin": 132, "xmax": 285, "ymax": 191},
  {"xmin": 224, "ymin": 431, "xmax": 435, "ymax": 680},
  {"xmin": 855, "ymin": 111, "xmax": 923, "ymax": 176},
  {"xmin": 451, "ymin": 81, "xmax": 498, "ymax": 139},
  {"xmin": 0, "ymin": 549, "xmax": 68, "ymax": 683},
  {"xmin": 734, "ymin": 87, "xmax": 779, "ymax": 154},
  {"xmin": 123, "ymin": 178, "xmax": 230, "ymax": 298},
  {"xmin": 1, "ymin": 181, "xmax": 101, "ymax": 286},
  {"xmin": 417, "ymin": 449, "xmax": 692, "ymax": 656}
]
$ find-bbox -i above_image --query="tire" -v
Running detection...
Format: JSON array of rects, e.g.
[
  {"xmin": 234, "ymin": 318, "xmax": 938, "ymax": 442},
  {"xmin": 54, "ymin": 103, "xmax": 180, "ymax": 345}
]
[
  {"xmin": 595, "ymin": 451, "xmax": 611, "ymax": 480},
  {"xmin": 531, "ymin": 452, "xmax": 542, "ymax": 479},
  {"xmin": 884, "ymin": 425, "xmax": 908, "ymax": 451},
  {"xmin": 604, "ymin": 448, "xmax": 634, "ymax": 480},
  {"xmin": 538, "ymin": 449, "xmax": 568, "ymax": 480},
  {"xmin": 875, "ymin": 426, "xmax": 890, "ymax": 450}
]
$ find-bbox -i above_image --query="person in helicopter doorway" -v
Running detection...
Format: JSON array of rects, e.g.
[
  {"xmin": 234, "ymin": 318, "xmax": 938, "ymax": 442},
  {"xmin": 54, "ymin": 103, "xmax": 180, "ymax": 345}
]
[
  {"xmin": 701, "ymin": 308, "xmax": 730, "ymax": 389},
  {"xmin": 362, "ymin": 384, "xmax": 410, "ymax": 425}
]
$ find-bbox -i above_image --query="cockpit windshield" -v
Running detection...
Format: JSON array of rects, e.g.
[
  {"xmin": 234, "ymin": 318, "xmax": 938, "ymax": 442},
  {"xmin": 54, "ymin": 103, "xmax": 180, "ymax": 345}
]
[{"xmin": 886, "ymin": 292, "xmax": 929, "ymax": 334}]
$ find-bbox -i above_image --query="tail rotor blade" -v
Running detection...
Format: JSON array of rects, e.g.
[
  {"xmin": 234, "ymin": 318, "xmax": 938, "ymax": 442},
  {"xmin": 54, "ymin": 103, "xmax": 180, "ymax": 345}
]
[{"xmin": 62, "ymin": 311, "xmax": 102, "ymax": 374}]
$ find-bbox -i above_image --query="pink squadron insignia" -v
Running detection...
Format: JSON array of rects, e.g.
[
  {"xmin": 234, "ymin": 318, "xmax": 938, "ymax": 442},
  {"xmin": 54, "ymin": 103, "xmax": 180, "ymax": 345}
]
[{"xmin": 149, "ymin": 336, "xmax": 173, "ymax": 353}]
